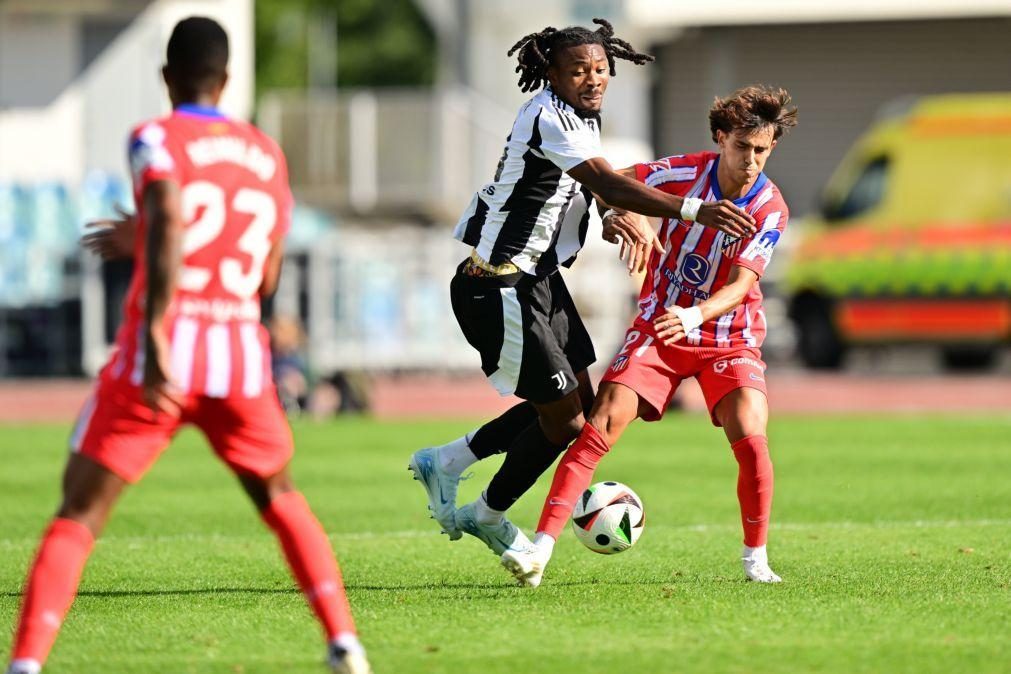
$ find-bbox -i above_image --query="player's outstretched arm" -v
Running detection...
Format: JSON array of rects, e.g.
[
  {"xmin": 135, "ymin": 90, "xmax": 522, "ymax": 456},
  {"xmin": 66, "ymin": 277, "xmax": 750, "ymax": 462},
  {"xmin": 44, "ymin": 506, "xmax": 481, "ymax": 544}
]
[
  {"xmin": 653, "ymin": 265, "xmax": 760, "ymax": 345},
  {"xmin": 81, "ymin": 205, "xmax": 137, "ymax": 260},
  {"xmin": 142, "ymin": 180, "xmax": 184, "ymax": 414},
  {"xmin": 569, "ymin": 157, "xmax": 756, "ymax": 237}
]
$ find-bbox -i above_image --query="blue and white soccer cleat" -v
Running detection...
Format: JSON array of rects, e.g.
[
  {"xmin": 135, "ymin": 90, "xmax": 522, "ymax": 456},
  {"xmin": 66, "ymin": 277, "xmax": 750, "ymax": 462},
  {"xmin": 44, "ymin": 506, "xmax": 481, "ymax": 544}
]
[
  {"xmin": 408, "ymin": 447, "xmax": 464, "ymax": 540},
  {"xmin": 454, "ymin": 502, "xmax": 532, "ymax": 556}
]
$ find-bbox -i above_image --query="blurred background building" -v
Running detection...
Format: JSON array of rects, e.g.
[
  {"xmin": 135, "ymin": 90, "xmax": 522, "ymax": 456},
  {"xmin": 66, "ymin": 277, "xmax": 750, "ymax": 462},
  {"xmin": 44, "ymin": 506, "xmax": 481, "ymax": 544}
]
[{"xmin": 0, "ymin": 0, "xmax": 1008, "ymax": 389}]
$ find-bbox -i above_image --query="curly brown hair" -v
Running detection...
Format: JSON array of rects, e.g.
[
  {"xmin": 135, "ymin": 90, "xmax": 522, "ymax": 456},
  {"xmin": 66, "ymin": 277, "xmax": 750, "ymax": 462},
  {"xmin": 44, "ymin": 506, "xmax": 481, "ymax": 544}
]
[{"xmin": 709, "ymin": 85, "xmax": 798, "ymax": 143}]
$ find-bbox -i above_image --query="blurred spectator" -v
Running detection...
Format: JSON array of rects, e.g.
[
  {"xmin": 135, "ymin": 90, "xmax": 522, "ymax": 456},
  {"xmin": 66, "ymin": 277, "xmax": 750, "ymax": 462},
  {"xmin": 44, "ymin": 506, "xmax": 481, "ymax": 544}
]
[{"xmin": 269, "ymin": 314, "xmax": 309, "ymax": 415}]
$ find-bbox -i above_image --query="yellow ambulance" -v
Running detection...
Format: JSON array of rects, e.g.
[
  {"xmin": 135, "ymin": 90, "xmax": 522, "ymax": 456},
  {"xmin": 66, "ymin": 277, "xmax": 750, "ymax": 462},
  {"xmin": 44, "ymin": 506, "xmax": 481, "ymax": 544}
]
[{"xmin": 786, "ymin": 93, "xmax": 1011, "ymax": 368}]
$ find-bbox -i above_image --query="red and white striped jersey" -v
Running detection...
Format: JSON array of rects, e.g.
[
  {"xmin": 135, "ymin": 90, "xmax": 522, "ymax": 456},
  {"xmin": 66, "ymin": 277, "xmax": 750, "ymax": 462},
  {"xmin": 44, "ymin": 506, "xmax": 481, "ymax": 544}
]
[
  {"xmin": 101, "ymin": 104, "xmax": 293, "ymax": 398},
  {"xmin": 633, "ymin": 151, "xmax": 789, "ymax": 349}
]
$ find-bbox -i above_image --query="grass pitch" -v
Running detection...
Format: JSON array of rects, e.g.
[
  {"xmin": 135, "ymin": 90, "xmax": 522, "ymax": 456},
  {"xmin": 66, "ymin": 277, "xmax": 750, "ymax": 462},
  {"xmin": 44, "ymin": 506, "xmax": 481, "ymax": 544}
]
[{"xmin": 1, "ymin": 414, "xmax": 1010, "ymax": 673}]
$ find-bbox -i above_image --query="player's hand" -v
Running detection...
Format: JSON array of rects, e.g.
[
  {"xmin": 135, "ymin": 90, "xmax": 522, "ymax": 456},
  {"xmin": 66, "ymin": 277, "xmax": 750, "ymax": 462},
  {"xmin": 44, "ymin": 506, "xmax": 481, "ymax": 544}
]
[
  {"xmin": 142, "ymin": 326, "xmax": 183, "ymax": 416},
  {"xmin": 82, "ymin": 205, "xmax": 137, "ymax": 260},
  {"xmin": 653, "ymin": 310, "xmax": 687, "ymax": 345},
  {"xmin": 604, "ymin": 211, "xmax": 663, "ymax": 275},
  {"xmin": 695, "ymin": 200, "xmax": 756, "ymax": 238}
]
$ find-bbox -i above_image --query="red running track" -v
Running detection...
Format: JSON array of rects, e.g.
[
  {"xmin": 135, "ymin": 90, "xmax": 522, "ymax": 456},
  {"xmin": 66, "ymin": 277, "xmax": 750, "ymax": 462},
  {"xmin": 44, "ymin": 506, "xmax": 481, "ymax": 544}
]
[{"xmin": 0, "ymin": 373, "xmax": 1007, "ymax": 423}]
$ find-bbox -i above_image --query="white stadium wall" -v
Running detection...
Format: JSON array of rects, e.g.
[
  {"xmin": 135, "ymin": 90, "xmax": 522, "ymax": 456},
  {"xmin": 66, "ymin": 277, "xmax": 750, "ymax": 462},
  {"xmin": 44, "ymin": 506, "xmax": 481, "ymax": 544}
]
[{"xmin": 0, "ymin": 0, "xmax": 253, "ymax": 186}]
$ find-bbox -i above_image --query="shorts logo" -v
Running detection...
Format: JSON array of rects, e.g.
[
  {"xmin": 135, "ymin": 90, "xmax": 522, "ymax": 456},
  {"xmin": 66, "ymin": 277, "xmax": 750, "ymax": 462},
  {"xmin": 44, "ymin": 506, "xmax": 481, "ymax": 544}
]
[
  {"xmin": 551, "ymin": 371, "xmax": 568, "ymax": 390},
  {"xmin": 611, "ymin": 355, "xmax": 629, "ymax": 372},
  {"xmin": 680, "ymin": 253, "xmax": 711, "ymax": 286},
  {"xmin": 749, "ymin": 373, "xmax": 765, "ymax": 382},
  {"xmin": 713, "ymin": 356, "xmax": 765, "ymax": 374}
]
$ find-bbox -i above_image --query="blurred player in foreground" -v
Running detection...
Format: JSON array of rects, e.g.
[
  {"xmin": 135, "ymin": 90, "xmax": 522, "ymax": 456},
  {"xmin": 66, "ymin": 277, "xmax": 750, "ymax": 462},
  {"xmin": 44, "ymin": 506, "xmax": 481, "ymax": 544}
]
[
  {"xmin": 409, "ymin": 19, "xmax": 757, "ymax": 569},
  {"xmin": 502, "ymin": 85, "xmax": 798, "ymax": 588},
  {"xmin": 6, "ymin": 18, "xmax": 369, "ymax": 674}
]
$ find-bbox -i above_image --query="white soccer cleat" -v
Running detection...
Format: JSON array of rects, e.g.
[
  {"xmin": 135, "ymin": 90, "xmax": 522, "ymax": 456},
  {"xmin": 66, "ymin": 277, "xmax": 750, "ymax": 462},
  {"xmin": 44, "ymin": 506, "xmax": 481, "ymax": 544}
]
[
  {"xmin": 501, "ymin": 543, "xmax": 550, "ymax": 588},
  {"xmin": 327, "ymin": 644, "xmax": 372, "ymax": 674},
  {"xmin": 408, "ymin": 447, "xmax": 464, "ymax": 540},
  {"xmin": 454, "ymin": 502, "xmax": 532, "ymax": 556},
  {"xmin": 742, "ymin": 545, "xmax": 782, "ymax": 583},
  {"xmin": 6, "ymin": 660, "xmax": 42, "ymax": 674}
]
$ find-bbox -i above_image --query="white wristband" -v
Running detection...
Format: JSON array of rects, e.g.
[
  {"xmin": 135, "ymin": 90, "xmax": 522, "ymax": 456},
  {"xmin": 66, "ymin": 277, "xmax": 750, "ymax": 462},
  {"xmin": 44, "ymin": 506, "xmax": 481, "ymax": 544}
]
[
  {"xmin": 602, "ymin": 208, "xmax": 617, "ymax": 222},
  {"xmin": 673, "ymin": 305, "xmax": 704, "ymax": 332},
  {"xmin": 680, "ymin": 197, "xmax": 703, "ymax": 222}
]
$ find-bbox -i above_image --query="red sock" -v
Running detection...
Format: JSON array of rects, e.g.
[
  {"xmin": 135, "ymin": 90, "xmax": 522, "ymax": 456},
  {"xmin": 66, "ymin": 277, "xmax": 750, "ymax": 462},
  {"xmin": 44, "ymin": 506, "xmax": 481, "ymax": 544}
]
[
  {"xmin": 12, "ymin": 518, "xmax": 95, "ymax": 664},
  {"xmin": 731, "ymin": 435, "xmax": 774, "ymax": 547},
  {"xmin": 536, "ymin": 423, "xmax": 611, "ymax": 539},
  {"xmin": 262, "ymin": 491, "xmax": 356, "ymax": 640}
]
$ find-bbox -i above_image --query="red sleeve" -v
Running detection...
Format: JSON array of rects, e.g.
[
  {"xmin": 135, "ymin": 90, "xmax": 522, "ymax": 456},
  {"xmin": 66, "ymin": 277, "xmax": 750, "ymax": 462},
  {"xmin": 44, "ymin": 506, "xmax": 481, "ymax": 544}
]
[
  {"xmin": 733, "ymin": 198, "xmax": 789, "ymax": 278},
  {"xmin": 128, "ymin": 122, "xmax": 180, "ymax": 194},
  {"xmin": 632, "ymin": 152, "xmax": 711, "ymax": 193}
]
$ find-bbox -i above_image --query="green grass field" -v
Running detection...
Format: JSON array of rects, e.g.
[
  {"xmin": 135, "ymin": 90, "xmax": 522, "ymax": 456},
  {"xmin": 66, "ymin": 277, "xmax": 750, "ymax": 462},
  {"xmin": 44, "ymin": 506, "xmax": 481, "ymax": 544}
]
[{"xmin": 2, "ymin": 414, "xmax": 1010, "ymax": 673}]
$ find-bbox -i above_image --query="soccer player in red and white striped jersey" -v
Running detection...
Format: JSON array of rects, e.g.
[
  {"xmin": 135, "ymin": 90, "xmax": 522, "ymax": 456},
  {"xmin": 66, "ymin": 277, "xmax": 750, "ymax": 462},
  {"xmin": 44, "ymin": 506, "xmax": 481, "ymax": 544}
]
[
  {"xmin": 501, "ymin": 86, "xmax": 798, "ymax": 588},
  {"xmin": 6, "ymin": 18, "xmax": 369, "ymax": 674}
]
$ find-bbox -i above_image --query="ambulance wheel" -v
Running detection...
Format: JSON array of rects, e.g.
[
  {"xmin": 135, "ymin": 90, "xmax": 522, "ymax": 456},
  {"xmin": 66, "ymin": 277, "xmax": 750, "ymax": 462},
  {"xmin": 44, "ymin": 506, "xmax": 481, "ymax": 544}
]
[
  {"xmin": 793, "ymin": 297, "xmax": 845, "ymax": 369},
  {"xmin": 941, "ymin": 346, "xmax": 997, "ymax": 371}
]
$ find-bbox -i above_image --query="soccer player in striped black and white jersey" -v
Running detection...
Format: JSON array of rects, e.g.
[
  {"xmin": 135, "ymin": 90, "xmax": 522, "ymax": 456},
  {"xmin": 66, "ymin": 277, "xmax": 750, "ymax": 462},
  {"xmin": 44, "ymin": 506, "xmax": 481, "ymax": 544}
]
[
  {"xmin": 410, "ymin": 20, "xmax": 758, "ymax": 571},
  {"xmin": 503, "ymin": 86, "xmax": 799, "ymax": 588},
  {"xmin": 6, "ymin": 18, "xmax": 369, "ymax": 674}
]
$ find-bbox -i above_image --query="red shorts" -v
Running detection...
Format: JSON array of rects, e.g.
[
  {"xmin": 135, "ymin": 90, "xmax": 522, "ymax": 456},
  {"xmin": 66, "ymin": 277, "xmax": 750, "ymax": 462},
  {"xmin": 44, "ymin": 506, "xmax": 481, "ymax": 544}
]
[
  {"xmin": 601, "ymin": 322, "xmax": 768, "ymax": 426},
  {"xmin": 69, "ymin": 380, "xmax": 294, "ymax": 483}
]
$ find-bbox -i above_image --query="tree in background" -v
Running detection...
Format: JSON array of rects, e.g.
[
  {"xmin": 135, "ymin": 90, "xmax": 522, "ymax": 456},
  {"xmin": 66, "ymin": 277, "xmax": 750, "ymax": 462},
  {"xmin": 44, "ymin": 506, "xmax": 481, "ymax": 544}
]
[{"xmin": 255, "ymin": 0, "xmax": 436, "ymax": 93}]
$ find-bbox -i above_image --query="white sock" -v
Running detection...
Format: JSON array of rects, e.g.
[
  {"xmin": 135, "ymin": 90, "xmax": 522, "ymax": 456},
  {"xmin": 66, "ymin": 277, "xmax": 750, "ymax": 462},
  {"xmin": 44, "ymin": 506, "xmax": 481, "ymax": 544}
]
[
  {"xmin": 436, "ymin": 433, "xmax": 478, "ymax": 475},
  {"xmin": 330, "ymin": 631, "xmax": 365, "ymax": 656},
  {"xmin": 742, "ymin": 544, "xmax": 767, "ymax": 561},
  {"xmin": 534, "ymin": 532, "xmax": 555, "ymax": 557},
  {"xmin": 7, "ymin": 659, "xmax": 42, "ymax": 674},
  {"xmin": 473, "ymin": 491, "xmax": 504, "ymax": 525}
]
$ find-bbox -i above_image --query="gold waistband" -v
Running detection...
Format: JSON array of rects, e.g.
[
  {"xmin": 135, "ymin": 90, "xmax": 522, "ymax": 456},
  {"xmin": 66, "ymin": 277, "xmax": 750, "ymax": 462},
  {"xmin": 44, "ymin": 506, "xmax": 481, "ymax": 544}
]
[{"xmin": 466, "ymin": 249, "xmax": 519, "ymax": 276}]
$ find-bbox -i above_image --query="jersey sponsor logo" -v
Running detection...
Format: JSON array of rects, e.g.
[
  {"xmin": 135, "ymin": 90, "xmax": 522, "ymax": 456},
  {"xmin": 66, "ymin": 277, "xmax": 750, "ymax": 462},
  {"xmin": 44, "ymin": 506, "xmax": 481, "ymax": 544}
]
[
  {"xmin": 680, "ymin": 253, "xmax": 711, "ymax": 286},
  {"xmin": 178, "ymin": 297, "xmax": 261, "ymax": 322},
  {"xmin": 662, "ymin": 268, "xmax": 711, "ymax": 301}
]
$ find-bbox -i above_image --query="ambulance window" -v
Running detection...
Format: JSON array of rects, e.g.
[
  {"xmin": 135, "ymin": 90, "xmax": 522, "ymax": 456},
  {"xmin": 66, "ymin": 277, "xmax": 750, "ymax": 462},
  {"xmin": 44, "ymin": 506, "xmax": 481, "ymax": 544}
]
[{"xmin": 825, "ymin": 156, "xmax": 889, "ymax": 222}]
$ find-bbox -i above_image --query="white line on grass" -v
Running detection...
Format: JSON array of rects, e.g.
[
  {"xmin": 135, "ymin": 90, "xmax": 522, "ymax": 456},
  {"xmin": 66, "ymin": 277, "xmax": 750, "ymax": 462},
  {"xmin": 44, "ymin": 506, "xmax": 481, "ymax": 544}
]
[{"xmin": 1, "ymin": 518, "xmax": 1009, "ymax": 550}]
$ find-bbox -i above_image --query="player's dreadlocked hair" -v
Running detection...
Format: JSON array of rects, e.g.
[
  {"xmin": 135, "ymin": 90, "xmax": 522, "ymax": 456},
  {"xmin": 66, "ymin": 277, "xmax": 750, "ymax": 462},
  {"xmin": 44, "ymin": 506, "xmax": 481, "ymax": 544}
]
[{"xmin": 507, "ymin": 18, "xmax": 654, "ymax": 93}]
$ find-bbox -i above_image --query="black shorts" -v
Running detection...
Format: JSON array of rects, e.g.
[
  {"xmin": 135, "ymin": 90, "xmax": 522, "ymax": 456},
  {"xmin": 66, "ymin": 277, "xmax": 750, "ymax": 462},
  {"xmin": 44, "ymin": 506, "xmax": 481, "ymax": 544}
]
[{"xmin": 450, "ymin": 263, "xmax": 596, "ymax": 404}]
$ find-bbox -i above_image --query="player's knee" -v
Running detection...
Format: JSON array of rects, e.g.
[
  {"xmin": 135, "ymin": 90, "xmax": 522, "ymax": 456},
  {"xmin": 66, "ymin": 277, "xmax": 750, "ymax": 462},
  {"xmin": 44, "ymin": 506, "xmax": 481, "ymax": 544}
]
[
  {"xmin": 241, "ymin": 469, "xmax": 296, "ymax": 511},
  {"xmin": 542, "ymin": 413, "xmax": 585, "ymax": 446},
  {"xmin": 586, "ymin": 411, "xmax": 626, "ymax": 447},
  {"xmin": 727, "ymin": 405, "xmax": 767, "ymax": 439},
  {"xmin": 56, "ymin": 498, "xmax": 110, "ymax": 537}
]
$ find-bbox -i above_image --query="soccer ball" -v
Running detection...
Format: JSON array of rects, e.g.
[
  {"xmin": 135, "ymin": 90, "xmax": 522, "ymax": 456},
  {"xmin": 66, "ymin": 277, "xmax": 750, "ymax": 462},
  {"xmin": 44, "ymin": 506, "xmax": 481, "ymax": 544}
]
[{"xmin": 570, "ymin": 481, "xmax": 645, "ymax": 554}]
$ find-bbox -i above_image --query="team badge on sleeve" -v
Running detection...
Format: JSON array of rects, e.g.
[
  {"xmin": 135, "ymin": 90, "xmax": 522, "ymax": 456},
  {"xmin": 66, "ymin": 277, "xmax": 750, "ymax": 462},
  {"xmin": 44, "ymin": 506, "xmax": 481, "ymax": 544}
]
[
  {"xmin": 129, "ymin": 123, "xmax": 174, "ymax": 181},
  {"xmin": 742, "ymin": 228, "xmax": 781, "ymax": 263}
]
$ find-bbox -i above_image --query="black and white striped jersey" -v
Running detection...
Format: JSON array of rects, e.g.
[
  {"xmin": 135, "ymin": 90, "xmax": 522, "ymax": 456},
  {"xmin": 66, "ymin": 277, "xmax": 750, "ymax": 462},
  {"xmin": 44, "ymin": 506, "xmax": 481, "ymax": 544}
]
[{"xmin": 453, "ymin": 85, "xmax": 602, "ymax": 277}]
